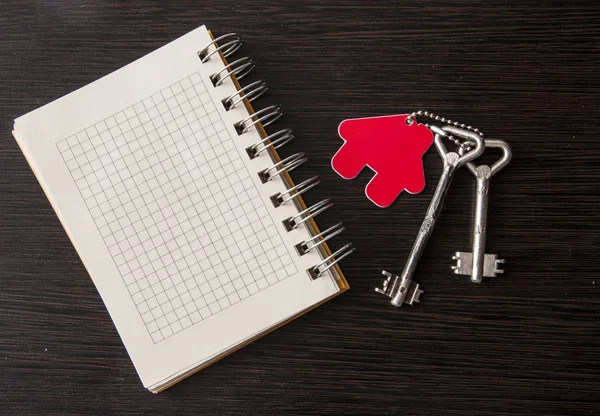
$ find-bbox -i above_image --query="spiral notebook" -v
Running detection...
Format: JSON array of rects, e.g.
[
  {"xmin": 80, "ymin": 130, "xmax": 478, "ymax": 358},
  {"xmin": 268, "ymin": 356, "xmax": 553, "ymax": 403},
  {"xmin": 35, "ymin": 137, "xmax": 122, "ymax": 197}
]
[{"xmin": 12, "ymin": 25, "xmax": 352, "ymax": 392}]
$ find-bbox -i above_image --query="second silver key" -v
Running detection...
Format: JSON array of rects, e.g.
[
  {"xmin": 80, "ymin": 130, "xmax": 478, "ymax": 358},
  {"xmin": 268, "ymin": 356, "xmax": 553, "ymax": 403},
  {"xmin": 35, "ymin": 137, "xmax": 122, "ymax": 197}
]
[{"xmin": 452, "ymin": 138, "xmax": 512, "ymax": 283}]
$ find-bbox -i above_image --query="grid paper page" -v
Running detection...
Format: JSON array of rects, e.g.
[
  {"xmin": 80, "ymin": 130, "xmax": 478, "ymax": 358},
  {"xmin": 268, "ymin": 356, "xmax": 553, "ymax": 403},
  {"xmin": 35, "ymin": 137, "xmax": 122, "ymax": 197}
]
[{"xmin": 56, "ymin": 72, "xmax": 297, "ymax": 343}]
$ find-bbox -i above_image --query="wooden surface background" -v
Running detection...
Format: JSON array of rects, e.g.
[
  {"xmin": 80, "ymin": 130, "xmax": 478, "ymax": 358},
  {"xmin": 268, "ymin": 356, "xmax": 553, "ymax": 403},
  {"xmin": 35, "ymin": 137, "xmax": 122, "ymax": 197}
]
[{"xmin": 1, "ymin": 1, "xmax": 599, "ymax": 414}]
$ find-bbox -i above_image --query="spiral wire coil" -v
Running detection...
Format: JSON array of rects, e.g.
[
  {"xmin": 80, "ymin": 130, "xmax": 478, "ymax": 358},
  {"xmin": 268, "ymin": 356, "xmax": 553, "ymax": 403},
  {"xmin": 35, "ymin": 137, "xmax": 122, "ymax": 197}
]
[{"xmin": 199, "ymin": 33, "xmax": 353, "ymax": 279}]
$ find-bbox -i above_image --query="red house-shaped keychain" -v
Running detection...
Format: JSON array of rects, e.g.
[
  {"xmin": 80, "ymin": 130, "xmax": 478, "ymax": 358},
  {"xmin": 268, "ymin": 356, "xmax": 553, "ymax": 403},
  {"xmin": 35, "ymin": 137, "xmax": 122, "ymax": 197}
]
[{"xmin": 331, "ymin": 114, "xmax": 434, "ymax": 207}]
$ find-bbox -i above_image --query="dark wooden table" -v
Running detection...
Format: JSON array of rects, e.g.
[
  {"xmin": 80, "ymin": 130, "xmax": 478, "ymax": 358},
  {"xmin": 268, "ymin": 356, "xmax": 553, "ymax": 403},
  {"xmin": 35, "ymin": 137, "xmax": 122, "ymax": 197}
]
[{"xmin": 1, "ymin": 1, "xmax": 599, "ymax": 414}]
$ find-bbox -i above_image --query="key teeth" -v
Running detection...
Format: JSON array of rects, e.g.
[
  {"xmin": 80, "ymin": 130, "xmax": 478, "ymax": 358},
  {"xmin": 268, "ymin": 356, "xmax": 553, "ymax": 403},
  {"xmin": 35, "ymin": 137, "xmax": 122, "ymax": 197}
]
[
  {"xmin": 408, "ymin": 284, "xmax": 423, "ymax": 304},
  {"xmin": 375, "ymin": 271, "xmax": 394, "ymax": 297},
  {"xmin": 494, "ymin": 258, "xmax": 505, "ymax": 274},
  {"xmin": 374, "ymin": 282, "xmax": 389, "ymax": 295},
  {"xmin": 451, "ymin": 254, "xmax": 460, "ymax": 272},
  {"xmin": 451, "ymin": 252, "xmax": 471, "ymax": 276},
  {"xmin": 376, "ymin": 270, "xmax": 422, "ymax": 306},
  {"xmin": 452, "ymin": 252, "xmax": 507, "ymax": 278},
  {"xmin": 451, "ymin": 253, "xmax": 461, "ymax": 273}
]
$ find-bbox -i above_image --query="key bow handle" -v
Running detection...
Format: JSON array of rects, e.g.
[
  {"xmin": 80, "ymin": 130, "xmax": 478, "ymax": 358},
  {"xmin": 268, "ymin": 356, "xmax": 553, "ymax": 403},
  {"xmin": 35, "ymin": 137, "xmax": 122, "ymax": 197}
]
[
  {"xmin": 431, "ymin": 125, "xmax": 485, "ymax": 168},
  {"xmin": 464, "ymin": 139, "xmax": 512, "ymax": 179}
]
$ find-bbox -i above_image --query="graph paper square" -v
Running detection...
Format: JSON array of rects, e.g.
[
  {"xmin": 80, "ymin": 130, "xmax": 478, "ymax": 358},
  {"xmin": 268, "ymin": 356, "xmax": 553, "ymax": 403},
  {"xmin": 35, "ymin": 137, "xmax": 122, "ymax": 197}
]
[{"xmin": 57, "ymin": 73, "xmax": 298, "ymax": 343}]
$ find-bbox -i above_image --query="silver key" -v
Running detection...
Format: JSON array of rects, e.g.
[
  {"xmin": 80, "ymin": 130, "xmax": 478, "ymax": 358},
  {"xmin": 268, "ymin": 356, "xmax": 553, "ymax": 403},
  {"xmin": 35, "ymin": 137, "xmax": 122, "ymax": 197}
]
[
  {"xmin": 376, "ymin": 126, "xmax": 485, "ymax": 307},
  {"xmin": 452, "ymin": 139, "xmax": 512, "ymax": 283}
]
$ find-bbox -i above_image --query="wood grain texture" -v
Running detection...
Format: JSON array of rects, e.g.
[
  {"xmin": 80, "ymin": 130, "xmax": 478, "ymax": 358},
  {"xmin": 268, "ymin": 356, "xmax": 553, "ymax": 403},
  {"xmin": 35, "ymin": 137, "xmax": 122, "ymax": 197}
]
[{"xmin": 1, "ymin": 0, "xmax": 599, "ymax": 414}]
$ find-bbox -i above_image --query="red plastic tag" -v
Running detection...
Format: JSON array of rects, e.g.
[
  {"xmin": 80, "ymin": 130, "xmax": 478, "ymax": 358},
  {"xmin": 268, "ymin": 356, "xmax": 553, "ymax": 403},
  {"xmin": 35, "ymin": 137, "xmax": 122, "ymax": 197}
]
[{"xmin": 332, "ymin": 114, "xmax": 434, "ymax": 207}]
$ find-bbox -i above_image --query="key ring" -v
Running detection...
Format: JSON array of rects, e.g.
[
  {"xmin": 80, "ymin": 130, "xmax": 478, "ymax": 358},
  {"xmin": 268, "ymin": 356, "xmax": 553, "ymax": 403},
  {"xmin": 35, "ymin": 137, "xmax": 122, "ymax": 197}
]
[{"xmin": 407, "ymin": 110, "xmax": 483, "ymax": 151}]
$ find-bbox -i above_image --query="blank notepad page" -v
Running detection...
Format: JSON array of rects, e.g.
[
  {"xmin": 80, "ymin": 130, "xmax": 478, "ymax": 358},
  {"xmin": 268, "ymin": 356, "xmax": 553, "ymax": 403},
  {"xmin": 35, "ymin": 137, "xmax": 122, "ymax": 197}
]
[
  {"xmin": 13, "ymin": 26, "xmax": 340, "ymax": 389},
  {"xmin": 56, "ymin": 73, "xmax": 297, "ymax": 343}
]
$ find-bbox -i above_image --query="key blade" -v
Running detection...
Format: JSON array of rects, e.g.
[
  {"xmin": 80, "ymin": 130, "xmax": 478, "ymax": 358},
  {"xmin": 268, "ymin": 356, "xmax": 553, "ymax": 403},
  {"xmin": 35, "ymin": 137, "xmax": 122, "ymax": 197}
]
[
  {"xmin": 453, "ymin": 252, "xmax": 506, "ymax": 278},
  {"xmin": 482, "ymin": 254, "xmax": 503, "ymax": 277},
  {"xmin": 452, "ymin": 251, "xmax": 473, "ymax": 275},
  {"xmin": 377, "ymin": 271, "xmax": 423, "ymax": 306},
  {"xmin": 492, "ymin": 258, "xmax": 505, "ymax": 275},
  {"xmin": 405, "ymin": 282, "xmax": 423, "ymax": 304},
  {"xmin": 375, "ymin": 270, "xmax": 395, "ymax": 297}
]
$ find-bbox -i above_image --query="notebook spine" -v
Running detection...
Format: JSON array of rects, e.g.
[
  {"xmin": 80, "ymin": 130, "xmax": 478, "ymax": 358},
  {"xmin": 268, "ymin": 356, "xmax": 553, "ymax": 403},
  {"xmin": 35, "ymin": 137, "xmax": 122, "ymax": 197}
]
[{"xmin": 199, "ymin": 34, "xmax": 354, "ymax": 280}]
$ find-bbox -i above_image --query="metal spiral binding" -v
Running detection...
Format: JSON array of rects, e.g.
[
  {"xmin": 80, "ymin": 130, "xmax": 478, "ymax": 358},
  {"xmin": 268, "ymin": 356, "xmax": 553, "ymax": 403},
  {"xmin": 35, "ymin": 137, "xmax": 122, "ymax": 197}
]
[
  {"xmin": 270, "ymin": 176, "xmax": 320, "ymax": 208},
  {"xmin": 257, "ymin": 153, "xmax": 307, "ymax": 183},
  {"xmin": 199, "ymin": 33, "xmax": 243, "ymax": 62},
  {"xmin": 210, "ymin": 57, "xmax": 255, "ymax": 87},
  {"xmin": 306, "ymin": 244, "xmax": 355, "ymax": 281},
  {"xmin": 295, "ymin": 222, "xmax": 345, "ymax": 256},
  {"xmin": 223, "ymin": 80, "xmax": 269, "ymax": 111},
  {"xmin": 234, "ymin": 105, "xmax": 283, "ymax": 135},
  {"xmin": 246, "ymin": 129, "xmax": 294, "ymax": 159},
  {"xmin": 282, "ymin": 198, "xmax": 333, "ymax": 231},
  {"xmin": 204, "ymin": 32, "xmax": 353, "ymax": 280}
]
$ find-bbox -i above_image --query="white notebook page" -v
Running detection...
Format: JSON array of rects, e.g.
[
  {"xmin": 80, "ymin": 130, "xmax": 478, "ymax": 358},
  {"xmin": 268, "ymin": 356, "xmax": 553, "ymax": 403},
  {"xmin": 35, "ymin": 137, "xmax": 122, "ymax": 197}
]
[{"xmin": 14, "ymin": 25, "xmax": 340, "ymax": 389}]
